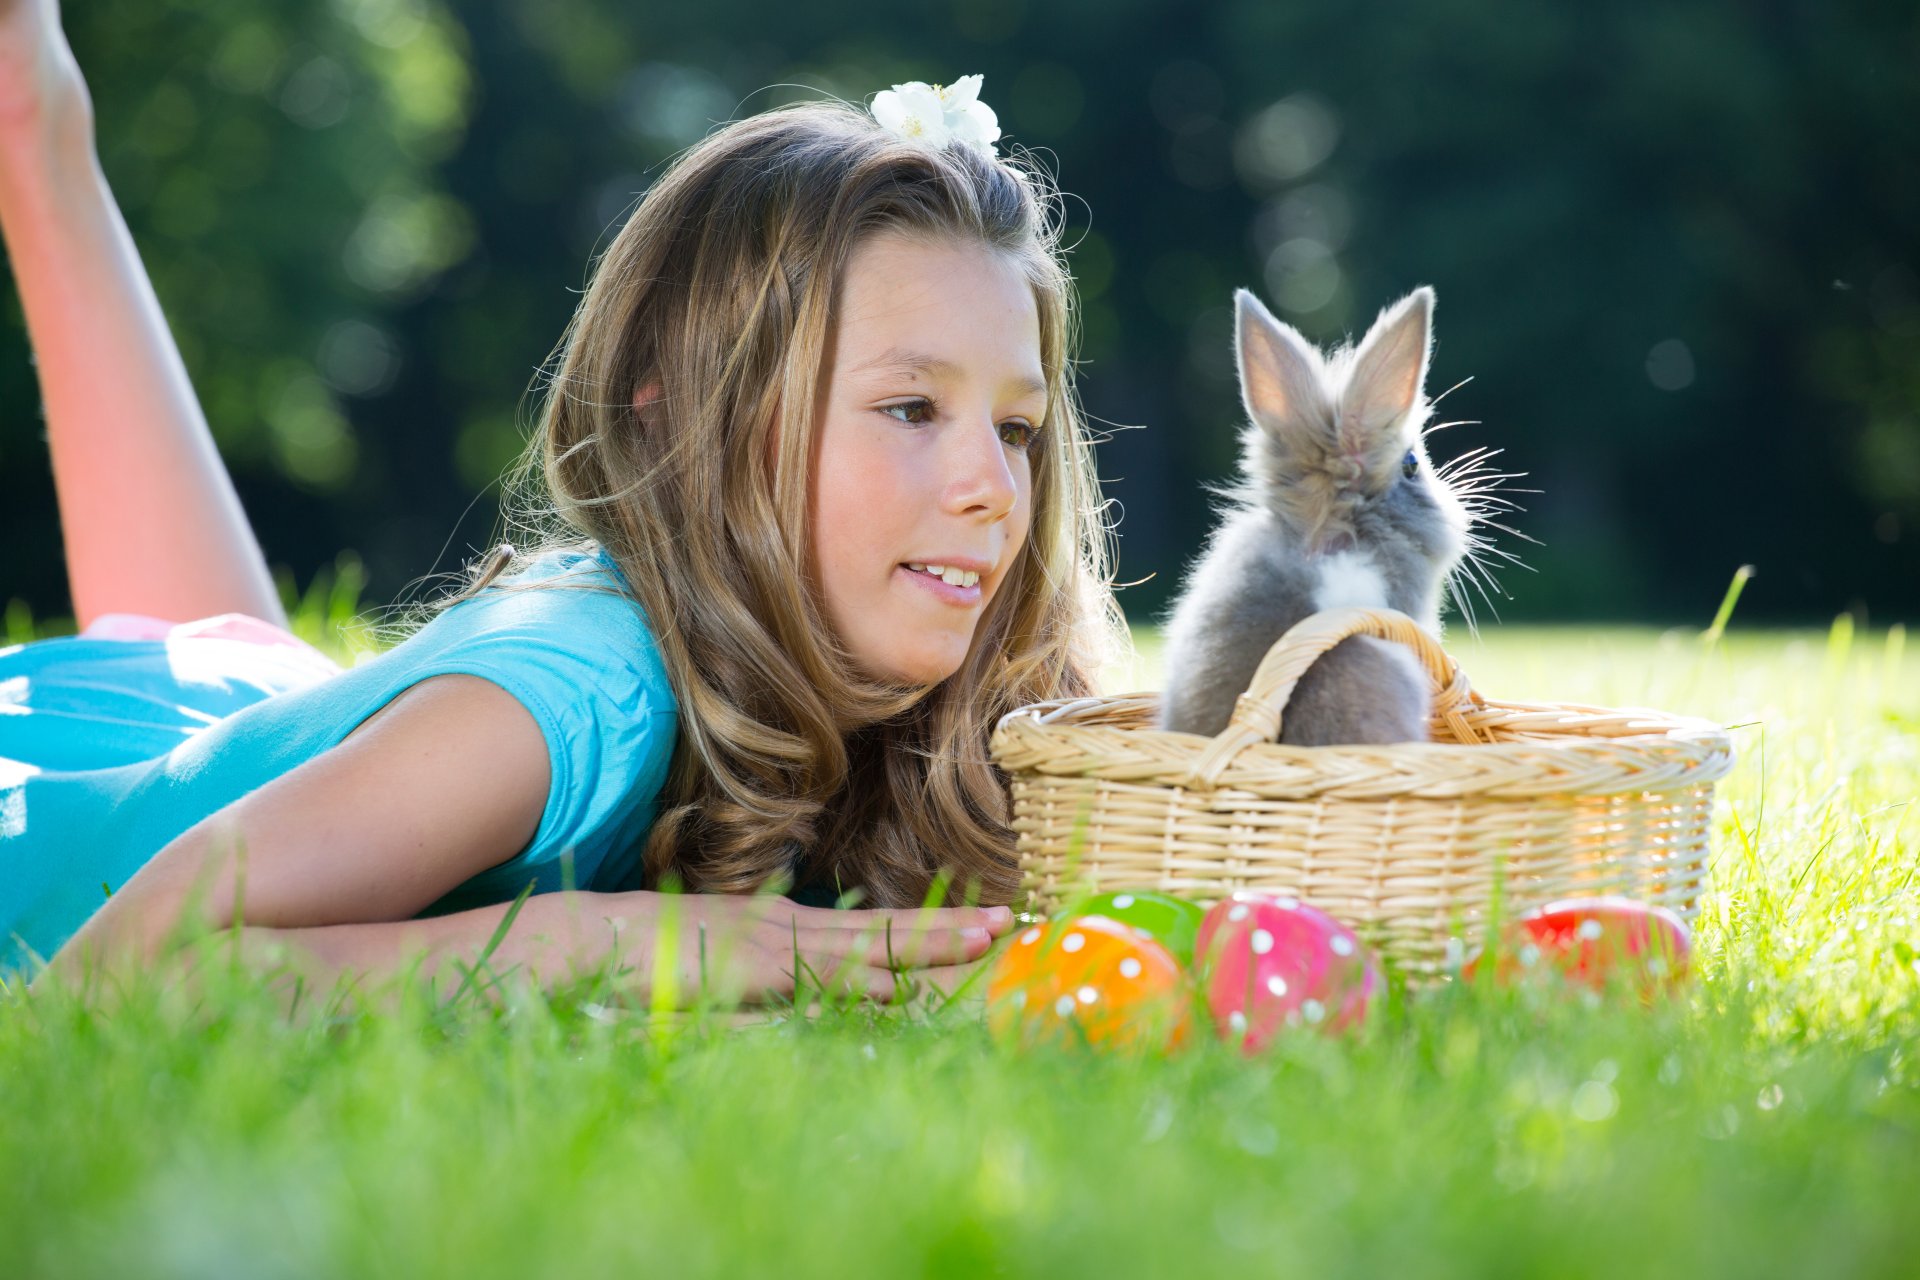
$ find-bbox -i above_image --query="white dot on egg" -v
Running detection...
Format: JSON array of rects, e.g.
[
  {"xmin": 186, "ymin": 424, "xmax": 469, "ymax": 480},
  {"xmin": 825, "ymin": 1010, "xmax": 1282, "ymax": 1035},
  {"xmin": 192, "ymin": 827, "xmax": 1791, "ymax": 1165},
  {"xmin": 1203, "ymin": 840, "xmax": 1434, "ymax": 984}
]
[
  {"xmin": 1228, "ymin": 904, "xmax": 1250, "ymax": 923},
  {"xmin": 1062, "ymin": 932, "xmax": 1085, "ymax": 953},
  {"xmin": 1119, "ymin": 957, "xmax": 1143, "ymax": 979},
  {"xmin": 1228, "ymin": 1011, "xmax": 1248, "ymax": 1034},
  {"xmin": 1302, "ymin": 999, "xmax": 1325, "ymax": 1024},
  {"xmin": 1055, "ymin": 995, "xmax": 1076, "ymax": 1017},
  {"xmin": 1113, "ymin": 894, "xmax": 1135, "ymax": 909},
  {"xmin": 1251, "ymin": 929, "xmax": 1274, "ymax": 955},
  {"xmin": 1578, "ymin": 920, "xmax": 1605, "ymax": 941},
  {"xmin": 1330, "ymin": 934, "xmax": 1355, "ymax": 957},
  {"xmin": 1266, "ymin": 975, "xmax": 1288, "ymax": 997},
  {"xmin": 1276, "ymin": 897, "xmax": 1300, "ymax": 910},
  {"xmin": 1011, "ymin": 990, "xmax": 1027, "ymax": 1009},
  {"xmin": 1077, "ymin": 985, "xmax": 1100, "ymax": 1004},
  {"xmin": 1133, "ymin": 926, "xmax": 1154, "ymax": 941},
  {"xmin": 1020, "ymin": 927, "xmax": 1041, "ymax": 945}
]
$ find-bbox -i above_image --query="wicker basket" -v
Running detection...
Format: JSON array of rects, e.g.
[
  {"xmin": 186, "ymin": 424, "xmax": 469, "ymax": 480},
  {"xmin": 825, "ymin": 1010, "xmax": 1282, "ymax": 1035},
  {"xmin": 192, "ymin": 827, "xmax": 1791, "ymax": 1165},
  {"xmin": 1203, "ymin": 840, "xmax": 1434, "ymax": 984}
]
[{"xmin": 990, "ymin": 607, "xmax": 1735, "ymax": 981}]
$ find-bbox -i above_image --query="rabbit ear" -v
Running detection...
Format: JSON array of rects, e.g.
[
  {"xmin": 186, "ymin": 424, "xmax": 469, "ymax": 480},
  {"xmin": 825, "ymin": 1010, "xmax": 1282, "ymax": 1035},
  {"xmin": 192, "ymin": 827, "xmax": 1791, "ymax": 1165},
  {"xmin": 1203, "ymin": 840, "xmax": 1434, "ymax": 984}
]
[
  {"xmin": 1339, "ymin": 287, "xmax": 1435, "ymax": 450},
  {"xmin": 1235, "ymin": 288, "xmax": 1324, "ymax": 435}
]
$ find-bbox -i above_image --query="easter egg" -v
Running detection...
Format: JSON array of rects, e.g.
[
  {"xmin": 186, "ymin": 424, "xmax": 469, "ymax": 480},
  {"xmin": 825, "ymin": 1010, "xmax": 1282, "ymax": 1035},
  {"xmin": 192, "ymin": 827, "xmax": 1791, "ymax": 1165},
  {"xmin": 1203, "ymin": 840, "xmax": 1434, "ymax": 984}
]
[
  {"xmin": 1061, "ymin": 891, "xmax": 1207, "ymax": 967},
  {"xmin": 985, "ymin": 914, "xmax": 1194, "ymax": 1053},
  {"xmin": 1463, "ymin": 896, "xmax": 1691, "ymax": 996},
  {"xmin": 1196, "ymin": 893, "xmax": 1381, "ymax": 1051}
]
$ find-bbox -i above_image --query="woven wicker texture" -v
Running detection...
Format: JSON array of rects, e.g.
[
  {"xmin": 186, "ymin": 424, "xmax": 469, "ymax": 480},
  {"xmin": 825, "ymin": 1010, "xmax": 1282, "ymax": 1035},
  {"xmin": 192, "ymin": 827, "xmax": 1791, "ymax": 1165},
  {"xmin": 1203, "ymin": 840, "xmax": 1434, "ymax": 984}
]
[{"xmin": 990, "ymin": 608, "xmax": 1735, "ymax": 980}]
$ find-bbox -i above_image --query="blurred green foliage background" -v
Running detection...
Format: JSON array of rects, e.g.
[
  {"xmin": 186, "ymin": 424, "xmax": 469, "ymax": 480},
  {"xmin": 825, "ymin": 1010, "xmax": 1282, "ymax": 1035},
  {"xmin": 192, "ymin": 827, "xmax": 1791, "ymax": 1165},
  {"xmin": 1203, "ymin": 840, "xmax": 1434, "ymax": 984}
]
[{"xmin": 2, "ymin": 0, "xmax": 1915, "ymax": 627}]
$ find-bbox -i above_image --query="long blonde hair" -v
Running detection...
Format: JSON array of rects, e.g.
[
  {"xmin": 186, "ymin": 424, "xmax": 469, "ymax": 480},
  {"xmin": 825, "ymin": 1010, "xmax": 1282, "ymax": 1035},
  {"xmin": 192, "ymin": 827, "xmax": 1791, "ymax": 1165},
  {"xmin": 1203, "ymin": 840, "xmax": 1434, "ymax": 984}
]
[{"xmin": 408, "ymin": 100, "xmax": 1125, "ymax": 908}]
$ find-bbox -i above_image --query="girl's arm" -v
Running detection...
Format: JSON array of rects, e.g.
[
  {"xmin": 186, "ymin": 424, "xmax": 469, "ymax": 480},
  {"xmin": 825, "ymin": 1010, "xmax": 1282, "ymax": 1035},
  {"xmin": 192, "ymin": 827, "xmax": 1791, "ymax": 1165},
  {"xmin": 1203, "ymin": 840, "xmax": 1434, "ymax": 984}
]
[
  {"xmin": 0, "ymin": 2, "xmax": 286, "ymax": 629},
  {"xmin": 37, "ymin": 673, "xmax": 1008, "ymax": 1004}
]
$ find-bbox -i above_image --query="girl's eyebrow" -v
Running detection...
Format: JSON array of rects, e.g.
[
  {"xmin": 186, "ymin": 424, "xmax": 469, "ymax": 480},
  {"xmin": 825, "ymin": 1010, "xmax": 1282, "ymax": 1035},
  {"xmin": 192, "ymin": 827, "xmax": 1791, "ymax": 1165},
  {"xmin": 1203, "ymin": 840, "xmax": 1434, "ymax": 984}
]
[{"xmin": 853, "ymin": 345, "xmax": 1047, "ymax": 398}]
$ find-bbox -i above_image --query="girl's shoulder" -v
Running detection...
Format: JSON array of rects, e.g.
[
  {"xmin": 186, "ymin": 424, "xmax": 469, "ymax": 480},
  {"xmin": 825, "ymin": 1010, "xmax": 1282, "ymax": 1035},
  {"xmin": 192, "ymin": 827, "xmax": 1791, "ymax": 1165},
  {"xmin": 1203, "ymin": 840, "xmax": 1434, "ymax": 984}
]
[
  {"xmin": 396, "ymin": 542, "xmax": 674, "ymax": 709},
  {"xmin": 340, "ymin": 542, "xmax": 679, "ymax": 899}
]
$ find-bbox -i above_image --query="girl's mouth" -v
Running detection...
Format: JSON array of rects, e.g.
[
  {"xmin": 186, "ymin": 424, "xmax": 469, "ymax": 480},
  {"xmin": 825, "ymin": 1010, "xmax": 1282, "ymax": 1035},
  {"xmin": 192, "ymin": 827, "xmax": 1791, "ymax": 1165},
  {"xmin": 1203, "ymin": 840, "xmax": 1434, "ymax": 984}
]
[{"xmin": 898, "ymin": 562, "xmax": 983, "ymax": 607}]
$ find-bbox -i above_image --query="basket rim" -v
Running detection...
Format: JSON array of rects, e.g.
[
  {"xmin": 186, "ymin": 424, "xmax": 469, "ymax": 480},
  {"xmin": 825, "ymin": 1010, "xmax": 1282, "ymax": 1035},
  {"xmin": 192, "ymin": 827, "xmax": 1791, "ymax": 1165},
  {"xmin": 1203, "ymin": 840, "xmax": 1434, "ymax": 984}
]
[
  {"xmin": 990, "ymin": 689, "xmax": 1735, "ymax": 799},
  {"xmin": 991, "ymin": 608, "xmax": 1737, "ymax": 800},
  {"xmin": 996, "ymin": 689, "xmax": 1731, "ymax": 746}
]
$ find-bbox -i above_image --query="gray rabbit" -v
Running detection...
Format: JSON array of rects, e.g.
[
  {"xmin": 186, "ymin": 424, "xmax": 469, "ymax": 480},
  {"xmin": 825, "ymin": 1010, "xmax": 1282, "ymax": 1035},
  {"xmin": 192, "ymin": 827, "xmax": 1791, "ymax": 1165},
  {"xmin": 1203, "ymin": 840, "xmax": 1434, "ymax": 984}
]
[{"xmin": 1158, "ymin": 286, "xmax": 1507, "ymax": 746}]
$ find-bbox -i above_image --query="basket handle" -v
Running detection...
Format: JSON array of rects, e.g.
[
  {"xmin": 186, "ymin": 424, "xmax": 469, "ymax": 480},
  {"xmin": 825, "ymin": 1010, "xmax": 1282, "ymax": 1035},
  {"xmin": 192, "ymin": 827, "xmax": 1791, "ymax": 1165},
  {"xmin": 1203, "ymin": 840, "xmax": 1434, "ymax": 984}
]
[{"xmin": 1182, "ymin": 607, "xmax": 1480, "ymax": 787}]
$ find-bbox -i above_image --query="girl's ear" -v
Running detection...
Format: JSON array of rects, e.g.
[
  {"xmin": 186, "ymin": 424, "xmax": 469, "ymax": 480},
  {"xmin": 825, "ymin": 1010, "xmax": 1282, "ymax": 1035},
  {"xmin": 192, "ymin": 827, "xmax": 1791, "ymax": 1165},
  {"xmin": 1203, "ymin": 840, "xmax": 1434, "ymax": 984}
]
[
  {"xmin": 1340, "ymin": 287, "xmax": 1434, "ymax": 449},
  {"xmin": 633, "ymin": 379, "xmax": 664, "ymax": 428},
  {"xmin": 1235, "ymin": 288, "xmax": 1322, "ymax": 439}
]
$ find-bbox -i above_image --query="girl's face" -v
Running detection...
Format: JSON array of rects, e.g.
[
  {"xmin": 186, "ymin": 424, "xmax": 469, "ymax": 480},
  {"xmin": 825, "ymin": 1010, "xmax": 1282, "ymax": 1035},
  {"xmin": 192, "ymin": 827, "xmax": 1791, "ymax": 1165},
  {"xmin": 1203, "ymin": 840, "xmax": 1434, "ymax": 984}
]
[{"xmin": 809, "ymin": 232, "xmax": 1046, "ymax": 686}]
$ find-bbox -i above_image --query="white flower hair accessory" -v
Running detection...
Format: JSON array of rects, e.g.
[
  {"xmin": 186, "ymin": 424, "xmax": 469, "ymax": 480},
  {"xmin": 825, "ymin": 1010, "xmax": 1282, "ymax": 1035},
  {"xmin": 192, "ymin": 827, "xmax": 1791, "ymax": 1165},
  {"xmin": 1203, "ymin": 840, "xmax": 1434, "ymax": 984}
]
[{"xmin": 870, "ymin": 74, "xmax": 1001, "ymax": 157}]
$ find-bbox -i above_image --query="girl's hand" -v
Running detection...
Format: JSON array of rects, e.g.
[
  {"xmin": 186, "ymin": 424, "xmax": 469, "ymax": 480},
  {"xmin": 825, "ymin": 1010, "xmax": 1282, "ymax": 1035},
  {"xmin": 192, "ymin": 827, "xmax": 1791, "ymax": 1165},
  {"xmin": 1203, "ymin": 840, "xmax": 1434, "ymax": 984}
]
[
  {"xmin": 0, "ymin": 0, "xmax": 91, "ymax": 144},
  {"xmin": 616, "ymin": 892, "xmax": 1016, "ymax": 1005}
]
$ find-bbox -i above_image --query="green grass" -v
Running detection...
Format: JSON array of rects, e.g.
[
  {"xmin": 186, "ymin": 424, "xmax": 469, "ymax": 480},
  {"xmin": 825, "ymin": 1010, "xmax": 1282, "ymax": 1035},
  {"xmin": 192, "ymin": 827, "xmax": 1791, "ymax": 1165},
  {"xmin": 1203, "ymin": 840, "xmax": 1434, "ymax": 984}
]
[{"xmin": 3, "ymin": 581, "xmax": 1917, "ymax": 1277}]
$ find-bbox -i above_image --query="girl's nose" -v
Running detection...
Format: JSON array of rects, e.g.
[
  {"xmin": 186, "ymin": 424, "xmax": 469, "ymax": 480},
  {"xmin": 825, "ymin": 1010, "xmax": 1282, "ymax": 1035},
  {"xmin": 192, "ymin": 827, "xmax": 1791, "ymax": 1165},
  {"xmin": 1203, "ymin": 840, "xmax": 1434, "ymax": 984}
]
[{"xmin": 943, "ymin": 413, "xmax": 1020, "ymax": 520}]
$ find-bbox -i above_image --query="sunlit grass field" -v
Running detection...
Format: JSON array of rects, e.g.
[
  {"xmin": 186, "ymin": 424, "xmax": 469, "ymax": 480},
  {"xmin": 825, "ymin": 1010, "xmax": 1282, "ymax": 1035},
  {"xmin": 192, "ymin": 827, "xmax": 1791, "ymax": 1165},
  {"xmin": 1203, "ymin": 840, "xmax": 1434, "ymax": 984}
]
[{"xmin": 3, "ymin": 563, "xmax": 1917, "ymax": 1278}]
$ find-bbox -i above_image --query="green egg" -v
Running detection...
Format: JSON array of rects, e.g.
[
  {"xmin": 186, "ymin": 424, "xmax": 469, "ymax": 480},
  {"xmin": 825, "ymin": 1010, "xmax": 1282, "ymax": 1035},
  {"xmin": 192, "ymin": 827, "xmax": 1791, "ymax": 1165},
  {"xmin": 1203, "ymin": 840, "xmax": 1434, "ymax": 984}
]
[{"xmin": 1063, "ymin": 891, "xmax": 1206, "ymax": 968}]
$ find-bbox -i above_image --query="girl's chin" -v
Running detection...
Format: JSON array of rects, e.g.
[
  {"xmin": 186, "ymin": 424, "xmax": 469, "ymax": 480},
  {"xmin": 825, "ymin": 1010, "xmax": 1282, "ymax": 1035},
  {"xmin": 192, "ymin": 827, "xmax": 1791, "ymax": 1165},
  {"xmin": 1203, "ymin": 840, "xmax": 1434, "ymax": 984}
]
[{"xmin": 858, "ymin": 634, "xmax": 970, "ymax": 688}]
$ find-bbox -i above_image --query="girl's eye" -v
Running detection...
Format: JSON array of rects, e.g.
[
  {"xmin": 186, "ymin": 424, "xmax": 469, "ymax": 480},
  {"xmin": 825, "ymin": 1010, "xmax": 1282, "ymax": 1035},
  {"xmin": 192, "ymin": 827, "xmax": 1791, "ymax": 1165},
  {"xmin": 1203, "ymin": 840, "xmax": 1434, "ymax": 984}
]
[
  {"xmin": 999, "ymin": 421, "xmax": 1044, "ymax": 452},
  {"xmin": 1400, "ymin": 449, "xmax": 1419, "ymax": 480},
  {"xmin": 879, "ymin": 399, "xmax": 1045, "ymax": 452},
  {"xmin": 881, "ymin": 398, "xmax": 936, "ymax": 426}
]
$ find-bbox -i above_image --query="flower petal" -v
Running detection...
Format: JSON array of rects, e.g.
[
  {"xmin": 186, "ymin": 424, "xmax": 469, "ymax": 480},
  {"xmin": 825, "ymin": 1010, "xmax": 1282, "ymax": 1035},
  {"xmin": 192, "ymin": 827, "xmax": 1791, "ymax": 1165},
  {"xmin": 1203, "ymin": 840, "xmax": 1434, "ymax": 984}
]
[
  {"xmin": 896, "ymin": 82, "xmax": 944, "ymax": 119},
  {"xmin": 870, "ymin": 89, "xmax": 908, "ymax": 132},
  {"xmin": 959, "ymin": 100, "xmax": 1000, "ymax": 143},
  {"xmin": 940, "ymin": 74, "xmax": 984, "ymax": 112},
  {"xmin": 947, "ymin": 101, "xmax": 1000, "ymax": 154}
]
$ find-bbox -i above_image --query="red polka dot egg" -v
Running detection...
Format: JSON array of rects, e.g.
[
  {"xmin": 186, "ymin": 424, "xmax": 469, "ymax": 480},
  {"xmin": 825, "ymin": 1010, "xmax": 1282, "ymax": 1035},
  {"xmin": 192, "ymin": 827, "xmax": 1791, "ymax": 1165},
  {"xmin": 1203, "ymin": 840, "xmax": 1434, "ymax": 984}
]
[
  {"xmin": 985, "ymin": 914, "xmax": 1194, "ymax": 1054},
  {"xmin": 1196, "ymin": 893, "xmax": 1382, "ymax": 1052},
  {"xmin": 1464, "ymin": 895, "xmax": 1691, "ymax": 997}
]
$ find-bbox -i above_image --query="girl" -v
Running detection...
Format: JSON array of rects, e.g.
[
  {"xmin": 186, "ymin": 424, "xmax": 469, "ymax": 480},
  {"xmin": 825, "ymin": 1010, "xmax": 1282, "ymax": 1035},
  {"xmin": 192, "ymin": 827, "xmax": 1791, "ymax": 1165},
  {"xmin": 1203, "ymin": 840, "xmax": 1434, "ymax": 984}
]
[{"xmin": 0, "ymin": 3, "xmax": 1125, "ymax": 1004}]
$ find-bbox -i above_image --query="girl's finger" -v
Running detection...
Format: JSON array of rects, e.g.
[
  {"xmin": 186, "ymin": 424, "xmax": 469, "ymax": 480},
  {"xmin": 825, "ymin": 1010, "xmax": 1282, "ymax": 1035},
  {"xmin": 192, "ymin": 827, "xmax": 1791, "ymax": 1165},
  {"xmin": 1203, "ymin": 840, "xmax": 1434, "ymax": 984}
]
[
  {"xmin": 847, "ymin": 924, "xmax": 992, "ymax": 969},
  {"xmin": 779, "ymin": 922, "xmax": 991, "ymax": 969},
  {"xmin": 806, "ymin": 903, "xmax": 1015, "ymax": 936}
]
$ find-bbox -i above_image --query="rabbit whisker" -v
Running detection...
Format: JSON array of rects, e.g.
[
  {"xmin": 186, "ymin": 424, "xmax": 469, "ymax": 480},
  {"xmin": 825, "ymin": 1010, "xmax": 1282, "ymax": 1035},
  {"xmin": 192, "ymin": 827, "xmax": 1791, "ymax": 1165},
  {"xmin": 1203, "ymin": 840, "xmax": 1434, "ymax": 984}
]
[
  {"xmin": 1448, "ymin": 466, "xmax": 1529, "ymax": 485},
  {"xmin": 1452, "ymin": 475, "xmax": 1529, "ymax": 494},
  {"xmin": 1444, "ymin": 569, "xmax": 1482, "ymax": 635},
  {"xmin": 1451, "ymin": 495, "xmax": 1528, "ymax": 514},
  {"xmin": 1470, "ymin": 518, "xmax": 1543, "ymax": 546},
  {"xmin": 1462, "ymin": 548, "xmax": 1517, "ymax": 600},
  {"xmin": 1436, "ymin": 445, "xmax": 1501, "ymax": 470},
  {"xmin": 1451, "ymin": 559, "xmax": 1504, "ymax": 622},
  {"xmin": 1472, "ymin": 541, "xmax": 1535, "ymax": 572}
]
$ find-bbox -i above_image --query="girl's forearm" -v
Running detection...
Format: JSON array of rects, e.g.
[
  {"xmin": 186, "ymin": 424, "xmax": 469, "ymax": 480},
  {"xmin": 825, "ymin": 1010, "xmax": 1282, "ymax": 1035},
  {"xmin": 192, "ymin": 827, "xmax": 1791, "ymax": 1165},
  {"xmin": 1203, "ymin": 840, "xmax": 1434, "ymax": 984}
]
[
  {"xmin": 211, "ymin": 892, "xmax": 648, "ymax": 1009},
  {"xmin": 0, "ymin": 117, "xmax": 286, "ymax": 629},
  {"xmin": 36, "ymin": 891, "xmax": 646, "ymax": 1013}
]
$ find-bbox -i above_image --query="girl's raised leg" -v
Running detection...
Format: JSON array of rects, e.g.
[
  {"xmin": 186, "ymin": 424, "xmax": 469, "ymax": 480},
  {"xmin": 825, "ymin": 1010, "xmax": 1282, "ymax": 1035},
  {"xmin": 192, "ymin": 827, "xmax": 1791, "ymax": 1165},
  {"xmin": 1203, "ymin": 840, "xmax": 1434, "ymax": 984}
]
[{"xmin": 0, "ymin": 3, "xmax": 287, "ymax": 631}]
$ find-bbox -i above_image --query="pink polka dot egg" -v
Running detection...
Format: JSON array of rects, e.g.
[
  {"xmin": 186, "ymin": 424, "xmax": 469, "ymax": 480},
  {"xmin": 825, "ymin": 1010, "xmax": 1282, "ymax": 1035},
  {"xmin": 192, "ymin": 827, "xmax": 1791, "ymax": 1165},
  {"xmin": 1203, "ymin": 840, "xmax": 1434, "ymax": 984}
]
[{"xmin": 1196, "ymin": 892, "xmax": 1382, "ymax": 1052}]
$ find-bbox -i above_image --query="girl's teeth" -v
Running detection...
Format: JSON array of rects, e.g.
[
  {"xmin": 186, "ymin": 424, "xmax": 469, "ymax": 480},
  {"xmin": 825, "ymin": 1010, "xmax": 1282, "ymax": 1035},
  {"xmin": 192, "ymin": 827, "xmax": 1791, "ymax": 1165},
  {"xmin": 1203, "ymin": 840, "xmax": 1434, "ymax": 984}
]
[{"xmin": 905, "ymin": 563, "xmax": 980, "ymax": 588}]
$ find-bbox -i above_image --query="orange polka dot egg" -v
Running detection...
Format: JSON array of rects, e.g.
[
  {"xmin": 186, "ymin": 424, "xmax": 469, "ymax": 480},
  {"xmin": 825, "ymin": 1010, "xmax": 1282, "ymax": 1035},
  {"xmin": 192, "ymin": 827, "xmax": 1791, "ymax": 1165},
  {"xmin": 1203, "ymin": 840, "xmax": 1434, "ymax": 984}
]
[{"xmin": 985, "ymin": 914, "xmax": 1194, "ymax": 1054}]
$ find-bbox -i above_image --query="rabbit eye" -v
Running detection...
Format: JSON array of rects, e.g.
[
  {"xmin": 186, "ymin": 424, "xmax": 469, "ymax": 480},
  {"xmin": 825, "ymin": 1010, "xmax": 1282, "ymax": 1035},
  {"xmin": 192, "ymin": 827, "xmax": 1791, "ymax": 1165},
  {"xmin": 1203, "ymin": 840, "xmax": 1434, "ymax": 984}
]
[{"xmin": 1400, "ymin": 449, "xmax": 1419, "ymax": 480}]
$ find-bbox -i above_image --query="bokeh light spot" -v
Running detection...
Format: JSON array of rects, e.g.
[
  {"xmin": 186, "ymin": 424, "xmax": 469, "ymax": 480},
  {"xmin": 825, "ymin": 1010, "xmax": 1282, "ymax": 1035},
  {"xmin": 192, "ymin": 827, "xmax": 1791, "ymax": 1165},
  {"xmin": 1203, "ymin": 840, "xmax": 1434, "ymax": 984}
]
[{"xmin": 1646, "ymin": 339, "xmax": 1696, "ymax": 391}]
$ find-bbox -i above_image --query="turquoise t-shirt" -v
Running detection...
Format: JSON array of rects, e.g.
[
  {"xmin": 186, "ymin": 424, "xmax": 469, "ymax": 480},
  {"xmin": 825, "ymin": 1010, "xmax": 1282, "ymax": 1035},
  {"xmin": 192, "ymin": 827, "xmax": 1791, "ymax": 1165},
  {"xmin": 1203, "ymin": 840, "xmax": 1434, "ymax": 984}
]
[{"xmin": 0, "ymin": 544, "xmax": 678, "ymax": 976}]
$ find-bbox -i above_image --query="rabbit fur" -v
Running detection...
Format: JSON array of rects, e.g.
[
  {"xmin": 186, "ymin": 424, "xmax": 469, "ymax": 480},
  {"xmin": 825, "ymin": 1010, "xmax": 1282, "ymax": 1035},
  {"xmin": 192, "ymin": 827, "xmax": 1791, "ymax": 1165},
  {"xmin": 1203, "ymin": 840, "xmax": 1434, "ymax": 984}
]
[{"xmin": 1157, "ymin": 286, "xmax": 1473, "ymax": 746}]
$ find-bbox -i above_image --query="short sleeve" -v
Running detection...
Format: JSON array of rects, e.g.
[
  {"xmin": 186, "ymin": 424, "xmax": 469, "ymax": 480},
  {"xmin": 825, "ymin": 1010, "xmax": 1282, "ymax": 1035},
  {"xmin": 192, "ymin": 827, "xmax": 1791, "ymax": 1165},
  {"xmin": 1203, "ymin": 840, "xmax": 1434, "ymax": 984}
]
[{"xmin": 381, "ymin": 563, "xmax": 680, "ymax": 910}]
